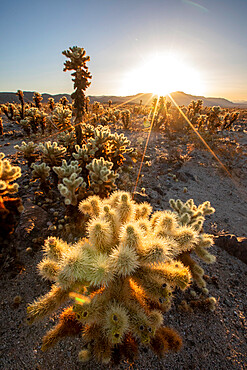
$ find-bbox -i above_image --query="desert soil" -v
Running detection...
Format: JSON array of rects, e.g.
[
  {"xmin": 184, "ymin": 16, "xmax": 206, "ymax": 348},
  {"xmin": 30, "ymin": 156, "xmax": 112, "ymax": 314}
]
[{"xmin": 0, "ymin": 115, "xmax": 247, "ymax": 370}]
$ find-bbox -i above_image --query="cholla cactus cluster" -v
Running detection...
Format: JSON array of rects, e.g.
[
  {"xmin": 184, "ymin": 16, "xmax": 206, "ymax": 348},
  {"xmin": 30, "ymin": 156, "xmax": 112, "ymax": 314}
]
[
  {"xmin": 48, "ymin": 97, "xmax": 55, "ymax": 111},
  {"xmin": 53, "ymin": 157, "xmax": 118, "ymax": 205},
  {"xmin": 1, "ymin": 102, "xmax": 19, "ymax": 120},
  {"xmin": 15, "ymin": 141, "xmax": 38, "ymax": 158},
  {"xmin": 186, "ymin": 99, "xmax": 203, "ymax": 125},
  {"xmin": 169, "ymin": 100, "xmax": 240, "ymax": 136},
  {"xmin": 92, "ymin": 101, "xmax": 103, "ymax": 118},
  {"xmin": 150, "ymin": 96, "xmax": 171, "ymax": 131},
  {"xmin": 56, "ymin": 130, "xmax": 76, "ymax": 151},
  {"xmin": 25, "ymin": 108, "xmax": 48, "ymax": 135},
  {"xmin": 27, "ymin": 191, "xmax": 217, "ymax": 365},
  {"xmin": 0, "ymin": 90, "xmax": 73, "ymax": 137},
  {"xmin": 53, "ymin": 159, "xmax": 81, "ymax": 180},
  {"xmin": 183, "ymin": 100, "xmax": 240, "ymax": 134},
  {"xmin": 15, "ymin": 120, "xmax": 133, "ymax": 207},
  {"xmin": 73, "ymin": 123, "xmax": 133, "ymax": 170},
  {"xmin": 221, "ymin": 111, "xmax": 240, "ymax": 130},
  {"xmin": 33, "ymin": 92, "xmax": 43, "ymax": 109}
]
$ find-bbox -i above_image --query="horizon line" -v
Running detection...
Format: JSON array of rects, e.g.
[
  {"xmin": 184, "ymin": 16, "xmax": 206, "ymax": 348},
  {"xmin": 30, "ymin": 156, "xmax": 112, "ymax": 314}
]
[{"xmin": 0, "ymin": 90, "xmax": 246, "ymax": 102}]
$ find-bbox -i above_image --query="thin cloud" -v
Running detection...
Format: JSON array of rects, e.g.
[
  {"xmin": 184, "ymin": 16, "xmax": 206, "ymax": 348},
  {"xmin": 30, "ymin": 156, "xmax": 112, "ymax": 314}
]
[{"xmin": 182, "ymin": 0, "xmax": 208, "ymax": 13}]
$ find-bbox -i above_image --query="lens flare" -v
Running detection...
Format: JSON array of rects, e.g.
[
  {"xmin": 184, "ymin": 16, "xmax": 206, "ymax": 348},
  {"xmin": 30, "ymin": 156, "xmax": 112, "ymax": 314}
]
[{"xmin": 69, "ymin": 292, "xmax": 91, "ymax": 305}]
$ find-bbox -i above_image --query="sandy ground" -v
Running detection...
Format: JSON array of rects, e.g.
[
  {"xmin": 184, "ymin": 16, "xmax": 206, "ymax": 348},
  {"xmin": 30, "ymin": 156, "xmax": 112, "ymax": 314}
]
[{"xmin": 0, "ymin": 114, "xmax": 247, "ymax": 369}]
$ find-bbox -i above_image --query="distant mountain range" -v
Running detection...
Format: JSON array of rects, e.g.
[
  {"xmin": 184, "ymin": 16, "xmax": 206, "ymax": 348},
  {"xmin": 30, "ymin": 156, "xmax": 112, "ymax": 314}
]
[{"xmin": 0, "ymin": 91, "xmax": 246, "ymax": 108}]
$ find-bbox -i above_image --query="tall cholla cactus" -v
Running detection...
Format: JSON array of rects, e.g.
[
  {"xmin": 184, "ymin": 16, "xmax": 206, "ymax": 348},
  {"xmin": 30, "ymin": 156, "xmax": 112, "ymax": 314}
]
[
  {"xmin": 62, "ymin": 46, "xmax": 92, "ymax": 144},
  {"xmin": 16, "ymin": 90, "xmax": 25, "ymax": 119},
  {"xmin": 27, "ymin": 191, "xmax": 213, "ymax": 365},
  {"xmin": 170, "ymin": 198, "xmax": 216, "ymax": 298}
]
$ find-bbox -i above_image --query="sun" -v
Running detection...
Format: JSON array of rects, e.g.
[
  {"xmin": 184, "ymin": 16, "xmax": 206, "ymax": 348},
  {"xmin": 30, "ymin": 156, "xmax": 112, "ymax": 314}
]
[{"xmin": 119, "ymin": 52, "xmax": 205, "ymax": 97}]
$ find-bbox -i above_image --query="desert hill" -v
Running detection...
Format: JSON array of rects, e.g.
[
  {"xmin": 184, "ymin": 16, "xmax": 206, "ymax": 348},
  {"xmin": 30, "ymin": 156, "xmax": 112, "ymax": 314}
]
[{"xmin": 0, "ymin": 91, "xmax": 246, "ymax": 108}]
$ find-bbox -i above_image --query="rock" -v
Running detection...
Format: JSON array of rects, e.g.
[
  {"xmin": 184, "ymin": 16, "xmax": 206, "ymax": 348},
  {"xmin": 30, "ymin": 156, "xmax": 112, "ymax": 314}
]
[
  {"xmin": 178, "ymin": 170, "xmax": 198, "ymax": 182},
  {"xmin": 123, "ymin": 153, "xmax": 134, "ymax": 166},
  {"xmin": 149, "ymin": 189, "xmax": 159, "ymax": 200},
  {"xmin": 153, "ymin": 185, "xmax": 164, "ymax": 195},
  {"xmin": 177, "ymin": 172, "xmax": 188, "ymax": 182},
  {"xmin": 214, "ymin": 234, "xmax": 247, "ymax": 265}
]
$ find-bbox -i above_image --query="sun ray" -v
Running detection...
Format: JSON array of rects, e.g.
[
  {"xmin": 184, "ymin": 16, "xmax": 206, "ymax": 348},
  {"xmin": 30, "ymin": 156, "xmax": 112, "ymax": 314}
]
[
  {"xmin": 168, "ymin": 93, "xmax": 247, "ymax": 201},
  {"xmin": 132, "ymin": 94, "xmax": 160, "ymax": 196}
]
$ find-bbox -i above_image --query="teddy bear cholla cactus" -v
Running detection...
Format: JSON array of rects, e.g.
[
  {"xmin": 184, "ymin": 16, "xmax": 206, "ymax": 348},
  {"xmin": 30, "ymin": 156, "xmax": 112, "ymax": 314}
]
[
  {"xmin": 58, "ymin": 172, "xmax": 86, "ymax": 206},
  {"xmin": 169, "ymin": 198, "xmax": 216, "ymax": 303},
  {"xmin": 0, "ymin": 153, "xmax": 23, "ymax": 237},
  {"xmin": 86, "ymin": 157, "xmax": 119, "ymax": 197},
  {"xmin": 39, "ymin": 141, "xmax": 66, "ymax": 166},
  {"xmin": 27, "ymin": 191, "xmax": 209, "ymax": 365},
  {"xmin": 31, "ymin": 162, "xmax": 51, "ymax": 194},
  {"xmin": 51, "ymin": 105, "xmax": 72, "ymax": 131},
  {"xmin": 0, "ymin": 153, "xmax": 21, "ymax": 197},
  {"xmin": 14, "ymin": 141, "xmax": 38, "ymax": 166}
]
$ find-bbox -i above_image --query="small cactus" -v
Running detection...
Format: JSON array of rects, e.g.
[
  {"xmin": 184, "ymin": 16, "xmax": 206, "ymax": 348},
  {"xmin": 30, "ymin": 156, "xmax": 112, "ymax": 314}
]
[
  {"xmin": 0, "ymin": 153, "xmax": 23, "ymax": 237},
  {"xmin": 31, "ymin": 162, "xmax": 51, "ymax": 194},
  {"xmin": 86, "ymin": 157, "xmax": 119, "ymax": 197},
  {"xmin": 15, "ymin": 141, "xmax": 38, "ymax": 166},
  {"xmin": 170, "ymin": 198, "xmax": 216, "ymax": 296},
  {"xmin": 39, "ymin": 141, "xmax": 66, "ymax": 166},
  {"xmin": 58, "ymin": 173, "xmax": 86, "ymax": 206}
]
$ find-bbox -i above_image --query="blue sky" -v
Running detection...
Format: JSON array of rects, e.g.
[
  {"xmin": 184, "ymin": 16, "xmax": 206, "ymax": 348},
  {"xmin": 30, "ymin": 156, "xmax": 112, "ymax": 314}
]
[{"xmin": 0, "ymin": 0, "xmax": 246, "ymax": 100}]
